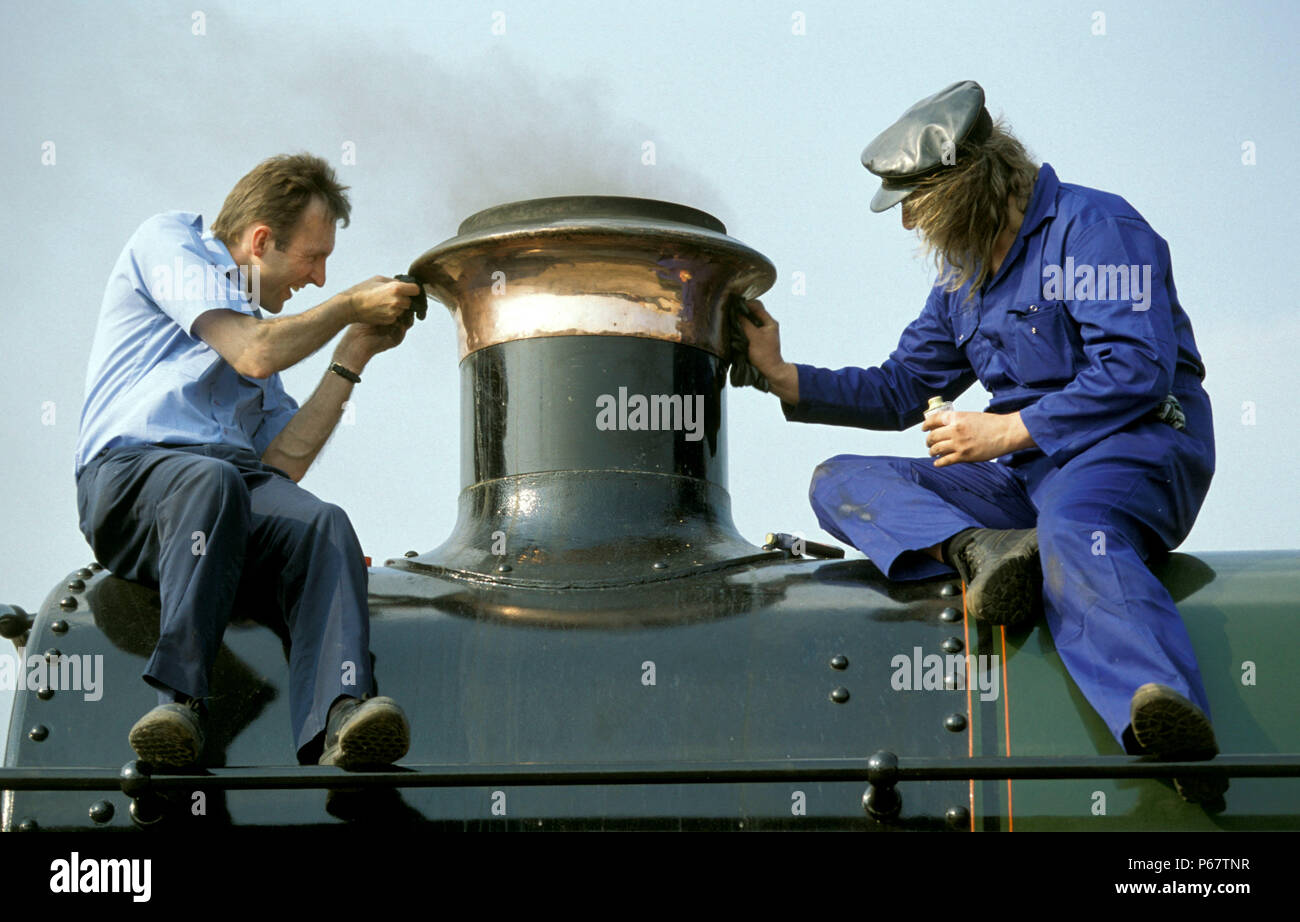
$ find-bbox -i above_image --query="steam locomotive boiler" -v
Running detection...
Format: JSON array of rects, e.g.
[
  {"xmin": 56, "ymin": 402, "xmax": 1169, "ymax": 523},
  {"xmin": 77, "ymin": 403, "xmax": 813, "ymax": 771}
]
[{"xmin": 3, "ymin": 196, "xmax": 1298, "ymax": 831}]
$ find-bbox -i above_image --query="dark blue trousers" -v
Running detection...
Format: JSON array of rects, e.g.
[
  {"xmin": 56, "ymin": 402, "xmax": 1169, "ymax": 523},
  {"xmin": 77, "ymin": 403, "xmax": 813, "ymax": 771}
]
[
  {"xmin": 76, "ymin": 443, "xmax": 373, "ymax": 759},
  {"xmin": 807, "ymin": 420, "xmax": 1213, "ymax": 748}
]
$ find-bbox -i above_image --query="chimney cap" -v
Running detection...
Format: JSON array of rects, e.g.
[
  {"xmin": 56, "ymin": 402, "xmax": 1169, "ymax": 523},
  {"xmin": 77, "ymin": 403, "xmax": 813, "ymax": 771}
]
[{"xmin": 456, "ymin": 195, "xmax": 727, "ymax": 236}]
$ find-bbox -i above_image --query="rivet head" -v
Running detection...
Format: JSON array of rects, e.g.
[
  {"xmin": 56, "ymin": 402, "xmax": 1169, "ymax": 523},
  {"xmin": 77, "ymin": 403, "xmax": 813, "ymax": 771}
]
[
  {"xmin": 946, "ymin": 805, "xmax": 970, "ymax": 827},
  {"xmin": 496, "ymin": 564, "xmax": 512, "ymax": 573},
  {"xmin": 830, "ymin": 686, "xmax": 850, "ymax": 703},
  {"xmin": 941, "ymin": 637, "xmax": 963, "ymax": 654},
  {"xmin": 59, "ymin": 597, "xmax": 78, "ymax": 611},
  {"xmin": 28, "ymin": 725, "xmax": 48, "ymax": 741},
  {"xmin": 939, "ymin": 583, "xmax": 959, "ymax": 598},
  {"xmin": 66, "ymin": 578, "xmax": 85, "ymax": 592},
  {"xmin": 75, "ymin": 568, "xmax": 94, "ymax": 580},
  {"xmin": 37, "ymin": 686, "xmax": 53, "ymax": 701},
  {"xmin": 652, "ymin": 561, "xmax": 668, "ymax": 570},
  {"xmin": 44, "ymin": 649, "xmax": 61, "ymax": 661},
  {"xmin": 51, "ymin": 620, "xmax": 69, "ymax": 634},
  {"xmin": 89, "ymin": 562, "xmax": 104, "ymax": 571},
  {"xmin": 119, "ymin": 761, "xmax": 151, "ymax": 798},
  {"xmin": 89, "ymin": 800, "xmax": 115, "ymax": 824},
  {"xmin": 830, "ymin": 654, "xmax": 849, "ymax": 670},
  {"xmin": 944, "ymin": 713, "xmax": 967, "ymax": 732},
  {"xmin": 403, "ymin": 550, "xmax": 418, "ymax": 558},
  {"xmin": 16, "ymin": 819, "xmax": 38, "ymax": 832},
  {"xmin": 940, "ymin": 607, "xmax": 961, "ymax": 622}
]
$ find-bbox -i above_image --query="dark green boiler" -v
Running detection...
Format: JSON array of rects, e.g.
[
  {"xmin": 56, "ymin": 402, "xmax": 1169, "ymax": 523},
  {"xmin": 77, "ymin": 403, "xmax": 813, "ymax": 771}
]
[{"xmin": 3, "ymin": 198, "xmax": 1296, "ymax": 830}]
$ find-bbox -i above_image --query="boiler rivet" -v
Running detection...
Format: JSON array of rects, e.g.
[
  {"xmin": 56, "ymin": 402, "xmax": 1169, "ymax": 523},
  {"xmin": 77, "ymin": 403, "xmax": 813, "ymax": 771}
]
[
  {"xmin": 652, "ymin": 561, "xmax": 668, "ymax": 570},
  {"xmin": 17, "ymin": 819, "xmax": 38, "ymax": 832},
  {"xmin": 37, "ymin": 687, "xmax": 53, "ymax": 701},
  {"xmin": 945, "ymin": 806, "xmax": 969, "ymax": 828},
  {"xmin": 830, "ymin": 687, "xmax": 850, "ymax": 703},
  {"xmin": 830, "ymin": 654, "xmax": 849, "ymax": 670},
  {"xmin": 496, "ymin": 564, "xmax": 512, "ymax": 573},
  {"xmin": 944, "ymin": 713, "xmax": 967, "ymax": 732},
  {"xmin": 76, "ymin": 568, "xmax": 94, "ymax": 580},
  {"xmin": 940, "ymin": 607, "xmax": 961, "ymax": 622},
  {"xmin": 51, "ymin": 620, "xmax": 69, "ymax": 634},
  {"xmin": 67, "ymin": 579, "xmax": 85, "ymax": 592},
  {"xmin": 940, "ymin": 583, "xmax": 959, "ymax": 598},
  {"xmin": 44, "ymin": 649, "xmax": 61, "ymax": 660},
  {"xmin": 29, "ymin": 725, "xmax": 48, "ymax": 741},
  {"xmin": 89, "ymin": 562, "xmax": 104, "ymax": 571},
  {"xmin": 403, "ymin": 550, "xmax": 418, "ymax": 558},
  {"xmin": 941, "ymin": 637, "xmax": 963, "ymax": 654},
  {"xmin": 89, "ymin": 801, "xmax": 115, "ymax": 824},
  {"xmin": 59, "ymin": 597, "xmax": 77, "ymax": 611}
]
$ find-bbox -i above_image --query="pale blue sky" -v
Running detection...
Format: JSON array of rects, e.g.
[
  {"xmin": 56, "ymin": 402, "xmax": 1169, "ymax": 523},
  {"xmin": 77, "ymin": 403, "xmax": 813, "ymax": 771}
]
[{"xmin": 3, "ymin": 0, "xmax": 1297, "ymax": 696}]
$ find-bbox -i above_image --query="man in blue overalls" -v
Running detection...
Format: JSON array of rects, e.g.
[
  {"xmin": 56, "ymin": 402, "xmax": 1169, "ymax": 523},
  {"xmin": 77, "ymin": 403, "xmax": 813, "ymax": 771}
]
[
  {"xmin": 75, "ymin": 153, "xmax": 422, "ymax": 771},
  {"xmin": 739, "ymin": 81, "xmax": 1224, "ymax": 805}
]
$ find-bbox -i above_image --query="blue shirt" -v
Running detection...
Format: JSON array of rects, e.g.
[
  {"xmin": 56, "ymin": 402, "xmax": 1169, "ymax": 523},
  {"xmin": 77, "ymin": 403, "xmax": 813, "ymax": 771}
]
[
  {"xmin": 783, "ymin": 163, "xmax": 1213, "ymax": 470},
  {"xmin": 75, "ymin": 212, "xmax": 299, "ymax": 475}
]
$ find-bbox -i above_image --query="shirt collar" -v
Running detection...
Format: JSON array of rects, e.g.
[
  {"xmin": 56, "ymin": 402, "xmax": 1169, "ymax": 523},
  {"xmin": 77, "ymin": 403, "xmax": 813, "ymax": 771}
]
[
  {"xmin": 195, "ymin": 215, "xmax": 254, "ymax": 306},
  {"xmin": 981, "ymin": 162, "xmax": 1059, "ymax": 293},
  {"xmin": 1019, "ymin": 162, "xmax": 1059, "ymax": 238}
]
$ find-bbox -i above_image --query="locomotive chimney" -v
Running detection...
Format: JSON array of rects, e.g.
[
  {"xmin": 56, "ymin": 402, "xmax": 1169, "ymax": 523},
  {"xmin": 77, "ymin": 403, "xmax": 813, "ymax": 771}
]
[{"xmin": 405, "ymin": 196, "xmax": 775, "ymax": 586}]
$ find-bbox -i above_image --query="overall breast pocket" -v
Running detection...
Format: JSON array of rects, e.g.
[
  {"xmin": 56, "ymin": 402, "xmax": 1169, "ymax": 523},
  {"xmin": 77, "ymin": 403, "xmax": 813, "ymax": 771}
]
[{"xmin": 1005, "ymin": 301, "xmax": 1078, "ymax": 387}]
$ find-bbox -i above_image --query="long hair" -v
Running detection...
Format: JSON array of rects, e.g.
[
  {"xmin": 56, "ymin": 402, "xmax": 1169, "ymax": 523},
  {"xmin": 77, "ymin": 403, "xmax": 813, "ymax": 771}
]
[{"xmin": 904, "ymin": 121, "xmax": 1039, "ymax": 299}]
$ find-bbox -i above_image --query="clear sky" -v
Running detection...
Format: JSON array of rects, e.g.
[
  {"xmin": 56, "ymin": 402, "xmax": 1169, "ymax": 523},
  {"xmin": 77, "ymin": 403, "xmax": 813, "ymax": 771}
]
[{"xmin": 3, "ymin": 1, "xmax": 1298, "ymax": 727}]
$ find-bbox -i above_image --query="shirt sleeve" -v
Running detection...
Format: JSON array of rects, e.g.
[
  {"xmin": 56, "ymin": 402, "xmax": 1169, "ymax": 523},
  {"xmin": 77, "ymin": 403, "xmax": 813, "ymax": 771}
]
[
  {"xmin": 1018, "ymin": 217, "xmax": 1178, "ymax": 465},
  {"xmin": 127, "ymin": 213, "xmax": 254, "ymax": 338},
  {"xmin": 781, "ymin": 286, "xmax": 977, "ymax": 430},
  {"xmin": 248, "ymin": 373, "xmax": 300, "ymax": 457}
]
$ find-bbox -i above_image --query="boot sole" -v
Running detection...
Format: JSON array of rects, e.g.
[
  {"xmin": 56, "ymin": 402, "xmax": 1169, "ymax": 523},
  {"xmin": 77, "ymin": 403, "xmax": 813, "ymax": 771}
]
[
  {"xmin": 965, "ymin": 532, "xmax": 1042, "ymax": 626},
  {"xmin": 129, "ymin": 712, "xmax": 202, "ymax": 769},
  {"xmin": 321, "ymin": 699, "xmax": 410, "ymax": 769},
  {"xmin": 1130, "ymin": 683, "xmax": 1227, "ymax": 806}
]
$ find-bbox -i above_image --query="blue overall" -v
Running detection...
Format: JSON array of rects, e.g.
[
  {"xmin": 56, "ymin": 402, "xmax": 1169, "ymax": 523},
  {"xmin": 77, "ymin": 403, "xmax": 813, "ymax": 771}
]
[
  {"xmin": 73, "ymin": 212, "xmax": 373, "ymax": 761},
  {"xmin": 783, "ymin": 164, "xmax": 1215, "ymax": 747}
]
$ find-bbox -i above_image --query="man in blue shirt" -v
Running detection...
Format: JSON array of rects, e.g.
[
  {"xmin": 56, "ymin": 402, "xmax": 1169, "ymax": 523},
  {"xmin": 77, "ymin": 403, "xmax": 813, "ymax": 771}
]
[
  {"xmin": 75, "ymin": 153, "xmax": 422, "ymax": 770},
  {"xmin": 739, "ymin": 82, "xmax": 1224, "ymax": 806}
]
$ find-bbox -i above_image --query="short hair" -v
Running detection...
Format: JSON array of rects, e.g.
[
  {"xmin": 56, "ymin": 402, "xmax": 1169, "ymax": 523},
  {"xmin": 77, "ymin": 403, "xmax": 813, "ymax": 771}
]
[
  {"xmin": 211, "ymin": 153, "xmax": 351, "ymax": 250},
  {"xmin": 904, "ymin": 121, "xmax": 1040, "ymax": 300}
]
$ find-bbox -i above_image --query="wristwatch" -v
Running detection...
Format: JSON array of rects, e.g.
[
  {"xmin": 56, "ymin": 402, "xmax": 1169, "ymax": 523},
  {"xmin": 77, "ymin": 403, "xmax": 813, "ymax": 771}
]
[{"xmin": 329, "ymin": 362, "xmax": 361, "ymax": 384}]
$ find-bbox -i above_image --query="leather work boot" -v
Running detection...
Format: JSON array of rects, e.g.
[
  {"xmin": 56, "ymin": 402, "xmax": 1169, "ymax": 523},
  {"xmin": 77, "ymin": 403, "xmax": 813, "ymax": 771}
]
[
  {"xmin": 945, "ymin": 528, "xmax": 1043, "ymax": 626},
  {"xmin": 319, "ymin": 696, "xmax": 410, "ymax": 769},
  {"xmin": 1130, "ymin": 683, "xmax": 1228, "ymax": 808},
  {"xmin": 128, "ymin": 699, "xmax": 205, "ymax": 769}
]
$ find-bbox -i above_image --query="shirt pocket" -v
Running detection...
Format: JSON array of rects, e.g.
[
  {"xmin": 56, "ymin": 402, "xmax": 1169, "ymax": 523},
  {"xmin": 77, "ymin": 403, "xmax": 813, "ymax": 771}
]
[{"xmin": 1005, "ymin": 300, "xmax": 1077, "ymax": 387}]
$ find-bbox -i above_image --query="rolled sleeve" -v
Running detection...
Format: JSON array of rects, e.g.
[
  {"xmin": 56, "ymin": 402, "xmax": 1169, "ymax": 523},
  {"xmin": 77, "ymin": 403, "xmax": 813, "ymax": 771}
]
[
  {"xmin": 1019, "ymin": 217, "xmax": 1178, "ymax": 465},
  {"xmin": 782, "ymin": 287, "xmax": 976, "ymax": 430},
  {"xmin": 128, "ymin": 213, "xmax": 254, "ymax": 338}
]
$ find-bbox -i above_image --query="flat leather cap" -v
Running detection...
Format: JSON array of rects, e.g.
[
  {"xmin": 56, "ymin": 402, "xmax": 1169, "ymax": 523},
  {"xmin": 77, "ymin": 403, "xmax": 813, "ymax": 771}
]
[{"xmin": 862, "ymin": 80, "xmax": 993, "ymax": 212}]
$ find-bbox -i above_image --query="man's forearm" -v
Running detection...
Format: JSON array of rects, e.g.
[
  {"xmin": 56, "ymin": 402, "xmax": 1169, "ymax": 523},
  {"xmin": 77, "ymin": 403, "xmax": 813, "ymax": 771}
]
[
  {"xmin": 261, "ymin": 352, "xmax": 363, "ymax": 481},
  {"xmin": 248, "ymin": 295, "xmax": 355, "ymax": 376}
]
